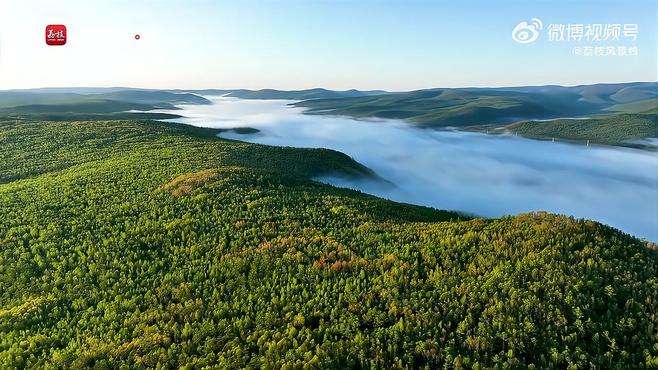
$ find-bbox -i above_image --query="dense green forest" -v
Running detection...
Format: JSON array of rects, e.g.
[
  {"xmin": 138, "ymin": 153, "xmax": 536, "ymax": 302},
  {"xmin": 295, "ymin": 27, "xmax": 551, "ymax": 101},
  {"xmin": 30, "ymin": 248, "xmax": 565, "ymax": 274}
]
[
  {"xmin": 0, "ymin": 119, "xmax": 657, "ymax": 368},
  {"xmin": 506, "ymin": 114, "xmax": 658, "ymax": 147}
]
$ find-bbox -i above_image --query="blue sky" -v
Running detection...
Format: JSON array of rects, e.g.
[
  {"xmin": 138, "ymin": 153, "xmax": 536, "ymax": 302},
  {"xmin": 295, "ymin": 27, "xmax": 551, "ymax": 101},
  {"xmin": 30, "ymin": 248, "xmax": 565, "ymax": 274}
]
[{"xmin": 0, "ymin": 0, "xmax": 655, "ymax": 90}]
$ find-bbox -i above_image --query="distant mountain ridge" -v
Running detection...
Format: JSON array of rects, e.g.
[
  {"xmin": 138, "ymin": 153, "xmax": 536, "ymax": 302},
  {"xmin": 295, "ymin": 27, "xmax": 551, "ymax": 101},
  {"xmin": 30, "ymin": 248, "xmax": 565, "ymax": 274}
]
[
  {"xmin": 290, "ymin": 82, "xmax": 658, "ymax": 127},
  {"xmin": 4, "ymin": 82, "xmax": 655, "ymax": 109},
  {"xmin": 1, "ymin": 83, "xmax": 656, "ymax": 145},
  {"xmin": 172, "ymin": 82, "xmax": 657, "ymax": 128},
  {"xmin": 168, "ymin": 87, "xmax": 388, "ymax": 100},
  {"xmin": 0, "ymin": 90, "xmax": 210, "ymax": 109},
  {"xmin": 0, "ymin": 89, "xmax": 209, "ymax": 120}
]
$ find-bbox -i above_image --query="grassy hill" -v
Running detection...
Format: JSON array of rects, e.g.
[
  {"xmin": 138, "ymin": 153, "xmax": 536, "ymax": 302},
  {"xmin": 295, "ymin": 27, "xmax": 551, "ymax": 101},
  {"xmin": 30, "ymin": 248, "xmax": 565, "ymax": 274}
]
[
  {"xmin": 289, "ymin": 82, "xmax": 657, "ymax": 127},
  {"xmin": 506, "ymin": 114, "xmax": 658, "ymax": 147},
  {"xmin": 0, "ymin": 90, "xmax": 210, "ymax": 121},
  {"xmin": 291, "ymin": 88, "xmax": 601, "ymax": 127},
  {"xmin": 2, "ymin": 83, "xmax": 656, "ymax": 137},
  {"xmin": 607, "ymin": 98, "xmax": 658, "ymax": 114},
  {"xmin": 0, "ymin": 90, "xmax": 210, "ymax": 110},
  {"xmin": 0, "ymin": 112, "xmax": 182, "ymax": 122},
  {"xmin": 1, "ymin": 100, "xmax": 161, "ymax": 114},
  {"xmin": 0, "ymin": 119, "xmax": 656, "ymax": 368},
  {"xmin": 287, "ymin": 83, "xmax": 658, "ymax": 147}
]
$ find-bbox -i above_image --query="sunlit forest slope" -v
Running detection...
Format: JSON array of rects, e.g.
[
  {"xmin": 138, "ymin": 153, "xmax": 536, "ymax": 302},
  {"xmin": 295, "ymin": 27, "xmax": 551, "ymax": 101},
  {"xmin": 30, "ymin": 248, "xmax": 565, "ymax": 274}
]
[{"xmin": 0, "ymin": 119, "xmax": 656, "ymax": 368}]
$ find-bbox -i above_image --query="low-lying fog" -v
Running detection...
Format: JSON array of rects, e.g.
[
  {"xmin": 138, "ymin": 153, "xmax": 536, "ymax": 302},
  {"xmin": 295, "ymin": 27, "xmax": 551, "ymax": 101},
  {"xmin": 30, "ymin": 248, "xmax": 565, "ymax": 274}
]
[{"xmin": 159, "ymin": 96, "xmax": 658, "ymax": 241}]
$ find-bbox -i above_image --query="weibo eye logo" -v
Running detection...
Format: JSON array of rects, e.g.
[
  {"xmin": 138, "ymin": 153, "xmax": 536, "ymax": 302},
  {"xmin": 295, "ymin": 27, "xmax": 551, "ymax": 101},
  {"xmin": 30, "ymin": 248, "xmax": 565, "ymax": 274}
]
[
  {"xmin": 512, "ymin": 18, "xmax": 543, "ymax": 44},
  {"xmin": 45, "ymin": 25, "xmax": 67, "ymax": 46}
]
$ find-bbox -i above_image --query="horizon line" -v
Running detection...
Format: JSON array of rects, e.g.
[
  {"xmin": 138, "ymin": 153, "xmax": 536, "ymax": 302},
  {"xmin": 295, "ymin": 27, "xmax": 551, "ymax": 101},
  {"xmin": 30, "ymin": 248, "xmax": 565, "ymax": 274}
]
[{"xmin": 1, "ymin": 80, "xmax": 656, "ymax": 93}]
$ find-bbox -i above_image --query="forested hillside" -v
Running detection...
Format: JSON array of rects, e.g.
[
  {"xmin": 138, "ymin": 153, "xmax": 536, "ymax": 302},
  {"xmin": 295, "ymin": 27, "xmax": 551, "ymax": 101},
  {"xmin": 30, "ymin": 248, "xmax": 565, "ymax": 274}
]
[
  {"xmin": 506, "ymin": 114, "xmax": 658, "ymax": 147},
  {"xmin": 290, "ymin": 82, "xmax": 658, "ymax": 128},
  {"xmin": 0, "ymin": 119, "xmax": 656, "ymax": 368},
  {"xmin": 0, "ymin": 90, "xmax": 206, "ymax": 121}
]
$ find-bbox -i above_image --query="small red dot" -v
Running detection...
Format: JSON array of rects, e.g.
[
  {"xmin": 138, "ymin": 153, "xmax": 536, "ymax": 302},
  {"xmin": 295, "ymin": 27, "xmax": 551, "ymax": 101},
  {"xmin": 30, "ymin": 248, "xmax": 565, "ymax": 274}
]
[{"xmin": 134, "ymin": 34, "xmax": 140, "ymax": 40}]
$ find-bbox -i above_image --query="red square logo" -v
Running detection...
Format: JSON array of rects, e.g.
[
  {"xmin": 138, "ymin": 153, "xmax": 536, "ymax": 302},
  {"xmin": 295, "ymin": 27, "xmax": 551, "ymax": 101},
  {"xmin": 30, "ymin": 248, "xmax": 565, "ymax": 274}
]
[{"xmin": 45, "ymin": 25, "xmax": 66, "ymax": 46}]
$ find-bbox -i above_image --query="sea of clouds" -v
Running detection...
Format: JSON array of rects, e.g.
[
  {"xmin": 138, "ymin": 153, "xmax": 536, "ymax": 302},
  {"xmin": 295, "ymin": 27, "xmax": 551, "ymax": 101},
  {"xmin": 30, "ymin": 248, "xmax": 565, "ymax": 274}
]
[{"xmin": 159, "ymin": 96, "xmax": 658, "ymax": 241}]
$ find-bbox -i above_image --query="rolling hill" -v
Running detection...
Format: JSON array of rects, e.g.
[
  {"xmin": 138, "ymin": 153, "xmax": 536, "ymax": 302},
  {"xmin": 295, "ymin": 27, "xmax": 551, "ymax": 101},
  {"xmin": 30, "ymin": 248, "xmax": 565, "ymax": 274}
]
[
  {"xmin": 170, "ymin": 88, "xmax": 388, "ymax": 100},
  {"xmin": 0, "ymin": 90, "xmax": 211, "ymax": 109},
  {"xmin": 0, "ymin": 118, "xmax": 656, "ymax": 368},
  {"xmin": 505, "ymin": 114, "xmax": 658, "ymax": 147},
  {"xmin": 0, "ymin": 90, "xmax": 209, "ymax": 121},
  {"xmin": 1, "ymin": 82, "xmax": 656, "ymax": 146},
  {"xmin": 291, "ymin": 82, "xmax": 658, "ymax": 128}
]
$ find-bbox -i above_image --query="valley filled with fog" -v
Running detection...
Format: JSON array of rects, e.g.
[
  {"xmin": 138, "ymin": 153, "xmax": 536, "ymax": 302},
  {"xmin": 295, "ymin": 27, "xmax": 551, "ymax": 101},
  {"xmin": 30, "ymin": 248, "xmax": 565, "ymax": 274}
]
[{"xmin": 158, "ymin": 96, "xmax": 658, "ymax": 241}]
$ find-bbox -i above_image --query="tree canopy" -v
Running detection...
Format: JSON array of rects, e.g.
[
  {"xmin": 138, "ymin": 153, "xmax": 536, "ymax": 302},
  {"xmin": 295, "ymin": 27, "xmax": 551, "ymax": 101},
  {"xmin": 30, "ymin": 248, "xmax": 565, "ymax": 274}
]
[{"xmin": 0, "ymin": 119, "xmax": 656, "ymax": 368}]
